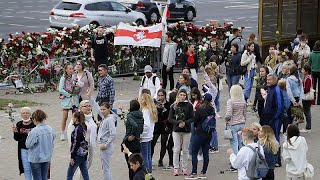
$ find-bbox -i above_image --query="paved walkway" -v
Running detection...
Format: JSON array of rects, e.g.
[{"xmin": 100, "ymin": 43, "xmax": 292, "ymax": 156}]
[{"xmin": 0, "ymin": 75, "xmax": 319, "ymax": 180}]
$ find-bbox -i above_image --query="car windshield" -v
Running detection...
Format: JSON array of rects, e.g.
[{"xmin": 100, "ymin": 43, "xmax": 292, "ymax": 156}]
[{"xmin": 55, "ymin": 2, "xmax": 82, "ymax": 11}]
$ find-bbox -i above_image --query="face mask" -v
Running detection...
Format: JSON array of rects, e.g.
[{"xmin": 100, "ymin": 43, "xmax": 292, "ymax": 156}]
[{"xmin": 22, "ymin": 118, "xmax": 31, "ymax": 123}]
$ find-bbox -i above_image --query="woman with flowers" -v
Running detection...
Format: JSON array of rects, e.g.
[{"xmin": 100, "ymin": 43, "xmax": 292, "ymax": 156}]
[
  {"xmin": 168, "ymin": 89, "xmax": 194, "ymax": 176},
  {"xmin": 74, "ymin": 60, "xmax": 94, "ymax": 102},
  {"xmin": 59, "ymin": 64, "xmax": 80, "ymax": 141},
  {"xmin": 181, "ymin": 44, "xmax": 199, "ymax": 81}
]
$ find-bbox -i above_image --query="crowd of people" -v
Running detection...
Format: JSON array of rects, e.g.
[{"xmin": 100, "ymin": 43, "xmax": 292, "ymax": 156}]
[{"xmin": 10, "ymin": 28, "xmax": 319, "ymax": 180}]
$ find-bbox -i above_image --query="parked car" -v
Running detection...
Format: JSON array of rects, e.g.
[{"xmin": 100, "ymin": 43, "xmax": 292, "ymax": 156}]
[
  {"xmin": 49, "ymin": 0, "xmax": 147, "ymax": 29},
  {"xmin": 118, "ymin": 0, "xmax": 196, "ymax": 23}
]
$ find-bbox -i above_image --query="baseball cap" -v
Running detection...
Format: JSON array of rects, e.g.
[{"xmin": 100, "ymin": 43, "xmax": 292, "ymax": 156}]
[
  {"xmin": 144, "ymin": 65, "xmax": 152, "ymax": 73},
  {"xmin": 203, "ymin": 93, "xmax": 212, "ymax": 102}
]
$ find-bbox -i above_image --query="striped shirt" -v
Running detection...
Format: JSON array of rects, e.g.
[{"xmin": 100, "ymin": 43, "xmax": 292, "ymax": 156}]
[{"xmin": 225, "ymin": 99, "xmax": 247, "ymax": 125}]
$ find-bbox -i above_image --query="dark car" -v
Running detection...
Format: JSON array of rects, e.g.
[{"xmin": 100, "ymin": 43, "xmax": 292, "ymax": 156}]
[{"xmin": 118, "ymin": 0, "xmax": 196, "ymax": 23}]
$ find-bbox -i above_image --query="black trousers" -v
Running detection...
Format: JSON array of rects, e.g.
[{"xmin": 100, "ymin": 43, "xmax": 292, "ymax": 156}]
[
  {"xmin": 123, "ymin": 139, "xmax": 140, "ymax": 180},
  {"xmin": 262, "ymin": 169, "xmax": 275, "ymax": 180},
  {"xmin": 162, "ymin": 65, "xmax": 174, "ymax": 90},
  {"xmin": 151, "ymin": 131, "xmax": 170, "ymax": 162},
  {"xmin": 312, "ymin": 71, "xmax": 320, "ymax": 104}
]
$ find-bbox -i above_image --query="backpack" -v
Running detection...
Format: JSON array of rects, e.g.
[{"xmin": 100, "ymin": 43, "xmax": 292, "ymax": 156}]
[
  {"xmin": 141, "ymin": 76, "xmax": 157, "ymax": 87},
  {"xmin": 201, "ymin": 111, "xmax": 216, "ymax": 133},
  {"xmin": 246, "ymin": 144, "xmax": 269, "ymax": 179},
  {"xmin": 222, "ymin": 37, "xmax": 237, "ymax": 61}
]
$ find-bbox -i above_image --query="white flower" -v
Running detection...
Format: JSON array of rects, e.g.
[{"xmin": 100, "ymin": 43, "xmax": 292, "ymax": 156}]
[
  {"xmin": 202, "ymin": 38, "xmax": 207, "ymax": 42},
  {"xmin": 29, "ymin": 43, "xmax": 33, "ymax": 48},
  {"xmin": 202, "ymin": 46, "xmax": 207, "ymax": 51},
  {"xmin": 211, "ymin": 31, "xmax": 216, "ymax": 35},
  {"xmin": 229, "ymin": 22, "xmax": 233, "ymax": 25},
  {"xmin": 75, "ymin": 40, "xmax": 80, "ymax": 44},
  {"xmin": 63, "ymin": 27, "xmax": 67, "ymax": 31},
  {"xmin": 79, "ymin": 25, "xmax": 90, "ymax": 32},
  {"xmin": 56, "ymin": 37, "xmax": 61, "ymax": 41},
  {"xmin": 47, "ymin": 28, "xmax": 53, "ymax": 32},
  {"xmin": 8, "ymin": 38, "xmax": 12, "ymax": 41},
  {"xmin": 225, "ymin": 31, "xmax": 231, "ymax": 37},
  {"xmin": 27, "ymin": 37, "xmax": 32, "ymax": 41},
  {"xmin": 15, "ymin": 32, "xmax": 19, "ymax": 35},
  {"xmin": 41, "ymin": 34, "xmax": 48, "ymax": 38},
  {"xmin": 204, "ymin": 44, "xmax": 209, "ymax": 48},
  {"xmin": 198, "ymin": 45, "xmax": 203, "ymax": 50},
  {"xmin": 36, "ymin": 45, "xmax": 43, "ymax": 55},
  {"xmin": 39, "ymin": 40, "xmax": 43, "ymax": 45}
]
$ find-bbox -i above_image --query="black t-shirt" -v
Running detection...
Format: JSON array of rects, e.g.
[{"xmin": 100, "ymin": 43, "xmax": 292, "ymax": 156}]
[
  {"xmin": 13, "ymin": 121, "xmax": 36, "ymax": 149},
  {"xmin": 92, "ymin": 36, "xmax": 108, "ymax": 61}
]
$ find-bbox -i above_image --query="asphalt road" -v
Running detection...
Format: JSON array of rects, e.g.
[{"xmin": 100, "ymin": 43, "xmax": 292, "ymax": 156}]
[{"xmin": 0, "ymin": 0, "xmax": 258, "ymax": 39}]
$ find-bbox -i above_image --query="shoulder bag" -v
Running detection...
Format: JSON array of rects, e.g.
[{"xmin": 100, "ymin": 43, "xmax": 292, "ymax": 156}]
[{"xmin": 302, "ymin": 75, "xmax": 315, "ymax": 100}]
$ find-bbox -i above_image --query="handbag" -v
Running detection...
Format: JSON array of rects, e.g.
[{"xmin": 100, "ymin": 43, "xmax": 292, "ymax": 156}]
[
  {"xmin": 304, "ymin": 163, "xmax": 314, "ymax": 179},
  {"xmin": 224, "ymin": 124, "xmax": 233, "ymax": 139},
  {"xmin": 302, "ymin": 75, "xmax": 315, "ymax": 100}
]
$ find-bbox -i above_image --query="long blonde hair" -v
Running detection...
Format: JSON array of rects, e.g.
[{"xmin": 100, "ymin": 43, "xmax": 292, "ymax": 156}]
[
  {"xmin": 141, "ymin": 93, "xmax": 158, "ymax": 122},
  {"xmin": 230, "ymin": 85, "xmax": 245, "ymax": 101},
  {"xmin": 258, "ymin": 125, "xmax": 279, "ymax": 154}
]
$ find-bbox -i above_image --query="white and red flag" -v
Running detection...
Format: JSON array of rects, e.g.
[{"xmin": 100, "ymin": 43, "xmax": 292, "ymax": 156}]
[{"xmin": 114, "ymin": 22, "xmax": 162, "ymax": 47}]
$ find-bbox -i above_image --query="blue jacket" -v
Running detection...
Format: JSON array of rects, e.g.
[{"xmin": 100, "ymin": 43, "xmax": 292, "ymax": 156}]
[
  {"xmin": 261, "ymin": 85, "xmax": 283, "ymax": 141},
  {"xmin": 286, "ymin": 75, "xmax": 303, "ymax": 104},
  {"xmin": 26, "ymin": 123, "xmax": 55, "ymax": 163},
  {"xmin": 263, "ymin": 146, "xmax": 277, "ymax": 169},
  {"xmin": 281, "ymin": 90, "xmax": 290, "ymax": 112}
]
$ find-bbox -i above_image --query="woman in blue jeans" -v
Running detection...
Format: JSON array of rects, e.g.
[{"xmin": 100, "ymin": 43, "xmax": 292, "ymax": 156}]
[
  {"xmin": 67, "ymin": 111, "xmax": 90, "ymax": 180},
  {"xmin": 13, "ymin": 107, "xmax": 35, "ymax": 180},
  {"xmin": 26, "ymin": 109, "xmax": 55, "ymax": 180},
  {"xmin": 225, "ymin": 85, "xmax": 247, "ymax": 171},
  {"xmin": 225, "ymin": 44, "xmax": 242, "ymax": 93},
  {"xmin": 139, "ymin": 93, "xmax": 158, "ymax": 173},
  {"xmin": 185, "ymin": 93, "xmax": 215, "ymax": 179},
  {"xmin": 241, "ymin": 42, "xmax": 257, "ymax": 102}
]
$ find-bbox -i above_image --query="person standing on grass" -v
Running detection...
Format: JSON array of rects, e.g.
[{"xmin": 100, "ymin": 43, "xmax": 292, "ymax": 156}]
[
  {"xmin": 13, "ymin": 107, "xmax": 35, "ymax": 180},
  {"xmin": 162, "ymin": 32, "xmax": 177, "ymax": 90},
  {"xmin": 26, "ymin": 109, "xmax": 55, "ymax": 180}
]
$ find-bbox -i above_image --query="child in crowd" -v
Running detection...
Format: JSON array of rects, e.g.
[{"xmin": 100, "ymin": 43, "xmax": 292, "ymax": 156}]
[
  {"xmin": 67, "ymin": 112, "xmax": 90, "ymax": 180},
  {"xmin": 250, "ymin": 122, "xmax": 261, "ymax": 142},
  {"xmin": 89, "ymin": 92, "xmax": 117, "ymax": 180},
  {"xmin": 227, "ymin": 128, "xmax": 265, "ymax": 180}
]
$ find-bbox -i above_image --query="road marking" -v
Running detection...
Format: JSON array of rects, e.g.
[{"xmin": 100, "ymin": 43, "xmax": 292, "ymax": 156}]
[
  {"xmin": 236, "ymin": 17, "xmax": 246, "ymax": 20},
  {"xmin": 40, "ymin": 18, "xmax": 49, "ymax": 21},
  {"xmin": 224, "ymin": 4, "xmax": 258, "ymax": 9},
  {"xmin": 8, "ymin": 23, "xmax": 24, "ymax": 27},
  {"xmin": 4, "ymin": 15, "xmax": 14, "ymax": 18},
  {"xmin": 8, "ymin": 2, "xmax": 18, "ymax": 3},
  {"xmin": 24, "ymin": 17, "xmax": 35, "ymax": 19},
  {"xmin": 5, "ymin": 9, "xmax": 14, "ymax": 11},
  {"xmin": 16, "ymin": 11, "xmax": 27, "ymax": 14},
  {"xmin": 26, "ymin": 25, "xmax": 39, "ymax": 28},
  {"xmin": 23, "ymin": 6, "xmax": 32, "ymax": 8},
  {"xmin": 22, "ymin": 1, "xmax": 33, "ymax": 3}
]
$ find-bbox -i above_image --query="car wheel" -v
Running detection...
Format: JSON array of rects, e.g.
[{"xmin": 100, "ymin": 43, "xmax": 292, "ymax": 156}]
[
  {"xmin": 136, "ymin": 19, "xmax": 145, "ymax": 26},
  {"xmin": 149, "ymin": 10, "xmax": 159, "ymax": 23},
  {"xmin": 184, "ymin": 9, "xmax": 194, "ymax": 22},
  {"xmin": 90, "ymin": 21, "xmax": 99, "ymax": 28}
]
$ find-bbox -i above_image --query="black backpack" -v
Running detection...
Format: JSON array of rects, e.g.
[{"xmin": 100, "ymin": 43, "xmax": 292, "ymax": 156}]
[
  {"xmin": 222, "ymin": 37, "xmax": 237, "ymax": 62},
  {"xmin": 141, "ymin": 76, "xmax": 157, "ymax": 87}
]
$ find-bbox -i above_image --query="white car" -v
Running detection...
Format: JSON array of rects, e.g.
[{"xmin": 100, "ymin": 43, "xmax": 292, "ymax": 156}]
[{"xmin": 49, "ymin": 0, "xmax": 147, "ymax": 29}]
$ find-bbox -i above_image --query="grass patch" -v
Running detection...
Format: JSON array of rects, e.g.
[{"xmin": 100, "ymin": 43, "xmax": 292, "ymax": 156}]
[{"xmin": 0, "ymin": 98, "xmax": 41, "ymax": 110}]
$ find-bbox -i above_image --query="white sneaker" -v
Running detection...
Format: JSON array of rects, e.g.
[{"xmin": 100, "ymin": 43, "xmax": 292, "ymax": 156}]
[
  {"xmin": 197, "ymin": 154, "xmax": 203, "ymax": 161},
  {"xmin": 300, "ymin": 129, "xmax": 311, "ymax": 133},
  {"xmin": 60, "ymin": 133, "xmax": 66, "ymax": 141}
]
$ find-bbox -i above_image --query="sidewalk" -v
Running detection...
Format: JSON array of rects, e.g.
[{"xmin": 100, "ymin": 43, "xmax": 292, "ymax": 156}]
[{"xmin": 0, "ymin": 75, "xmax": 319, "ymax": 180}]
